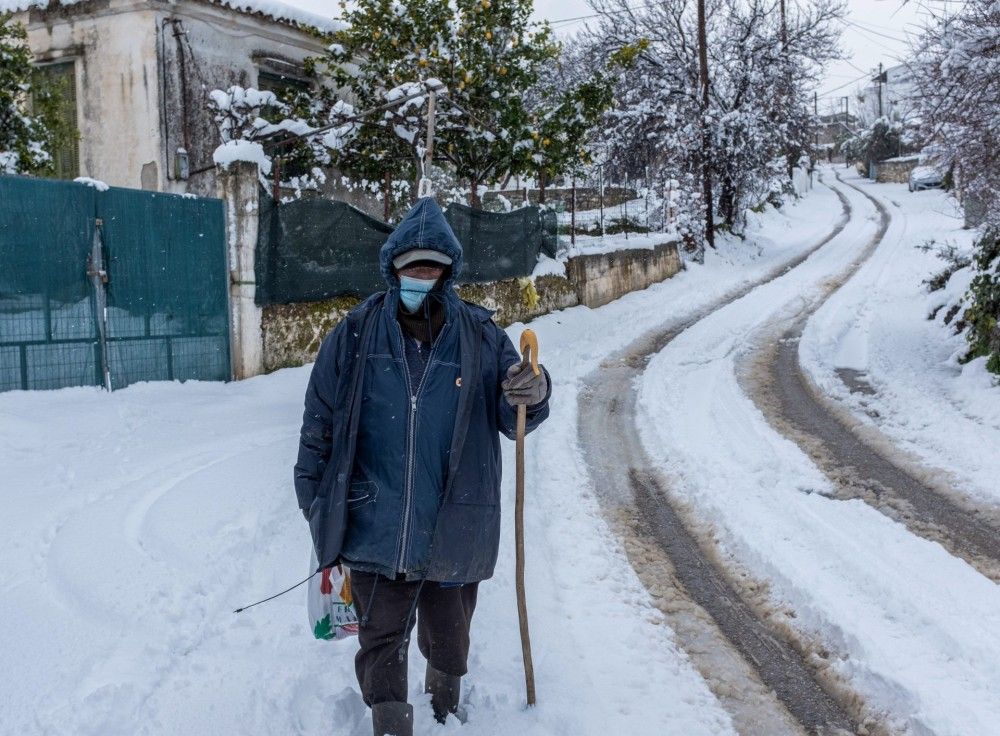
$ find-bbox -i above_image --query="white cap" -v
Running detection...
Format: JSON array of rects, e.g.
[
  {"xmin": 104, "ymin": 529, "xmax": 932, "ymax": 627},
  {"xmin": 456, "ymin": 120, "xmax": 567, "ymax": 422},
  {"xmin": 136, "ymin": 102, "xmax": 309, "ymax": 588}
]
[{"xmin": 392, "ymin": 248, "xmax": 453, "ymax": 270}]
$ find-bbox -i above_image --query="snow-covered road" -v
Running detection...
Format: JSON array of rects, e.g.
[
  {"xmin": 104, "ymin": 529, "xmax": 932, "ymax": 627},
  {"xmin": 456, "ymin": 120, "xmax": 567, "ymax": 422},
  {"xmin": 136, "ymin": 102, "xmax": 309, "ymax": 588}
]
[{"xmin": 638, "ymin": 169, "xmax": 1000, "ymax": 736}]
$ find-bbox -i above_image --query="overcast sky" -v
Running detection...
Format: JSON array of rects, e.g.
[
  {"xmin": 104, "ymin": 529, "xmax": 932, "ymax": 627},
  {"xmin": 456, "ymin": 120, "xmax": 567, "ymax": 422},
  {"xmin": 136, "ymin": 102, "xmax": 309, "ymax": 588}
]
[{"xmin": 282, "ymin": 0, "xmax": 935, "ymax": 116}]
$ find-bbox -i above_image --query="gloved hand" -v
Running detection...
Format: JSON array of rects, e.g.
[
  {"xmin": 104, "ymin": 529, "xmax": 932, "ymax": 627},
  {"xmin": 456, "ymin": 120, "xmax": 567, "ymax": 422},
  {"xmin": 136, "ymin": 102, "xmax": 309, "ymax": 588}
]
[{"xmin": 502, "ymin": 360, "xmax": 548, "ymax": 406}]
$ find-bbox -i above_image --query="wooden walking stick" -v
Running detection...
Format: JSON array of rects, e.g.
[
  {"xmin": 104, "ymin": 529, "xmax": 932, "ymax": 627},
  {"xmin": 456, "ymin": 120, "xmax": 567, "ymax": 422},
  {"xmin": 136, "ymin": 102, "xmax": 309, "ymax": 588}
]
[{"xmin": 515, "ymin": 328, "xmax": 539, "ymax": 706}]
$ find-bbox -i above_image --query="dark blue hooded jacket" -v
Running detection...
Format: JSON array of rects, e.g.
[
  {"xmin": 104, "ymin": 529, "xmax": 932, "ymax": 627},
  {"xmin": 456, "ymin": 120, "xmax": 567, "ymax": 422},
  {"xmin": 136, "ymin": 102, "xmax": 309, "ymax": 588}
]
[{"xmin": 294, "ymin": 198, "xmax": 550, "ymax": 583}]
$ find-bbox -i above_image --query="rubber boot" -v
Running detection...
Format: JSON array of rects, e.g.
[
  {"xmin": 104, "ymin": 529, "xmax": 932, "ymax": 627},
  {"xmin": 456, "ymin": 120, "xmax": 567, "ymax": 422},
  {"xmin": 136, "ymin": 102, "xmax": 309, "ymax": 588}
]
[
  {"xmin": 372, "ymin": 701, "xmax": 413, "ymax": 736},
  {"xmin": 425, "ymin": 663, "xmax": 465, "ymax": 724}
]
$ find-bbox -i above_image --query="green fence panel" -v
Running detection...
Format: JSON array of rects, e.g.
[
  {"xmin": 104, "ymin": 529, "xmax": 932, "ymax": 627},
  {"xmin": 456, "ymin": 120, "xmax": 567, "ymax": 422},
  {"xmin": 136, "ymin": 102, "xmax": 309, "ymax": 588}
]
[
  {"xmin": 97, "ymin": 187, "xmax": 230, "ymax": 390},
  {"xmin": 0, "ymin": 176, "xmax": 99, "ymax": 391}
]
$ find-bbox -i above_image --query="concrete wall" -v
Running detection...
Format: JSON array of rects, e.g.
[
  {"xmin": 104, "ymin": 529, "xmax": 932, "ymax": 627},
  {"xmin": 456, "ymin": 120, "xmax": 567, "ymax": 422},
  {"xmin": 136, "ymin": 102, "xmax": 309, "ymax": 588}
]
[
  {"xmin": 565, "ymin": 242, "xmax": 682, "ymax": 309},
  {"xmin": 154, "ymin": 0, "xmax": 327, "ymax": 197},
  {"xmin": 216, "ymin": 162, "xmax": 681, "ymax": 374}
]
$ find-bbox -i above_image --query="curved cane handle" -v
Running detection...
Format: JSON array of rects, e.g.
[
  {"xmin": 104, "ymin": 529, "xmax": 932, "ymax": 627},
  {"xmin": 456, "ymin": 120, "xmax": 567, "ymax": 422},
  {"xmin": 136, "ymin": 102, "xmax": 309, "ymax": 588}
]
[{"xmin": 519, "ymin": 329, "xmax": 540, "ymax": 376}]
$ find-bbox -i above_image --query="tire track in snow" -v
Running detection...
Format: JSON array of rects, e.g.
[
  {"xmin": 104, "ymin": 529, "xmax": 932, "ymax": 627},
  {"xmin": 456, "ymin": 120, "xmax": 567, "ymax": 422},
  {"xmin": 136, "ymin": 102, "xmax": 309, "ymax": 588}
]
[
  {"xmin": 747, "ymin": 175, "xmax": 1000, "ymax": 584},
  {"xmin": 579, "ymin": 176, "xmax": 860, "ymax": 736}
]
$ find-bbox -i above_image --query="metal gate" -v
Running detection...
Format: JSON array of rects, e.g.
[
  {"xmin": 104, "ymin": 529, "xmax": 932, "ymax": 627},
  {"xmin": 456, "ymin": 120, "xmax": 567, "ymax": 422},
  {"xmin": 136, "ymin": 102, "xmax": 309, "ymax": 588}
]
[{"xmin": 0, "ymin": 176, "xmax": 230, "ymax": 393}]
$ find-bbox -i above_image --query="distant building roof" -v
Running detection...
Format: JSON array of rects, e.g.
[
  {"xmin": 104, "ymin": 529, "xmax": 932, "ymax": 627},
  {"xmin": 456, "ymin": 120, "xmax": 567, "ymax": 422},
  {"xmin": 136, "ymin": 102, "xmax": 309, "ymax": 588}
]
[{"xmin": 3, "ymin": 0, "xmax": 347, "ymax": 33}]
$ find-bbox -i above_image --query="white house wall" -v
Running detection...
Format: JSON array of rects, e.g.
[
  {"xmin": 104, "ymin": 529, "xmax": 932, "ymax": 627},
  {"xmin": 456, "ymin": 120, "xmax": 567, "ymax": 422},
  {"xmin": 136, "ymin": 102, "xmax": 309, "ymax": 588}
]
[
  {"xmin": 154, "ymin": 1, "xmax": 328, "ymax": 197},
  {"xmin": 20, "ymin": 0, "xmax": 329, "ymax": 195},
  {"xmin": 21, "ymin": 0, "xmax": 162, "ymax": 190}
]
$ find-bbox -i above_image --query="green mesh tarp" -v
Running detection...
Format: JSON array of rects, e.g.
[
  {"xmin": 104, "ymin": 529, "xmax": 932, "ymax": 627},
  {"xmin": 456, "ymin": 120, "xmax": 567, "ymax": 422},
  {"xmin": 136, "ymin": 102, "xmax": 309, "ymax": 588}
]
[
  {"xmin": 444, "ymin": 202, "xmax": 558, "ymax": 283},
  {"xmin": 256, "ymin": 194, "xmax": 393, "ymax": 305},
  {"xmin": 0, "ymin": 176, "xmax": 99, "ymax": 391},
  {"xmin": 99, "ymin": 187, "xmax": 230, "ymax": 389},
  {"xmin": 0, "ymin": 175, "xmax": 230, "ymax": 393},
  {"xmin": 255, "ymin": 193, "xmax": 556, "ymax": 305}
]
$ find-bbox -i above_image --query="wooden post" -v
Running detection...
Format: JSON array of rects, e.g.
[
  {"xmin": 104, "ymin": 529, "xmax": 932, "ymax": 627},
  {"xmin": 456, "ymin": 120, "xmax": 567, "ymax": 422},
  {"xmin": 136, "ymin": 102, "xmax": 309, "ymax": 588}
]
[
  {"xmin": 418, "ymin": 90, "xmax": 437, "ymax": 199},
  {"xmin": 383, "ymin": 169, "xmax": 391, "ymax": 221},
  {"xmin": 599, "ymin": 164, "xmax": 605, "ymax": 237}
]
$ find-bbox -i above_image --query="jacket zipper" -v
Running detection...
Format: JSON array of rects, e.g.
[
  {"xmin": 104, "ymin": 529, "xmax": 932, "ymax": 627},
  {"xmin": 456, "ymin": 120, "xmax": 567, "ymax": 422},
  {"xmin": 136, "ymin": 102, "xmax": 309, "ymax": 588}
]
[{"xmin": 393, "ymin": 320, "xmax": 446, "ymax": 573}]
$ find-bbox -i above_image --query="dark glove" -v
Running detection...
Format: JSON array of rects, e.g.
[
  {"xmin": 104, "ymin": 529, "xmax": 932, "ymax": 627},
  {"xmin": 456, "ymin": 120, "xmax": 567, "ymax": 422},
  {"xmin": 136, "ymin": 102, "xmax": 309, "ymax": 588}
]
[{"xmin": 502, "ymin": 360, "xmax": 548, "ymax": 406}]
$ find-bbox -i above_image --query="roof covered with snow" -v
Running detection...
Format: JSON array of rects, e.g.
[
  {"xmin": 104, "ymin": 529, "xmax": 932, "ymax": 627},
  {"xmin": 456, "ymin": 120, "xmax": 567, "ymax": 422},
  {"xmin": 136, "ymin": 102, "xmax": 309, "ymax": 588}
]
[{"xmin": 1, "ymin": 0, "xmax": 347, "ymax": 34}]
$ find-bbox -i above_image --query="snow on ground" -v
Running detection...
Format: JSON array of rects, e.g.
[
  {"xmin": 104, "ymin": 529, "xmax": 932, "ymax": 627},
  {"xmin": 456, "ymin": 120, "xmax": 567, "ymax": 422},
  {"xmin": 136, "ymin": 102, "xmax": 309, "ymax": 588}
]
[
  {"xmin": 637, "ymin": 168, "xmax": 1000, "ymax": 736},
  {"xmin": 0, "ymin": 183, "xmax": 841, "ymax": 735},
  {"xmin": 798, "ymin": 179, "xmax": 1000, "ymax": 507}
]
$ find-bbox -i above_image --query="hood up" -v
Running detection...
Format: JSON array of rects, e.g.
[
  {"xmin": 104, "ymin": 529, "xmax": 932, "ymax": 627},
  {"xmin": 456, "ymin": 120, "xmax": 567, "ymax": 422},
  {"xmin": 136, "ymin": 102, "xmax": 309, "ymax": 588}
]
[{"xmin": 379, "ymin": 197, "xmax": 464, "ymax": 289}]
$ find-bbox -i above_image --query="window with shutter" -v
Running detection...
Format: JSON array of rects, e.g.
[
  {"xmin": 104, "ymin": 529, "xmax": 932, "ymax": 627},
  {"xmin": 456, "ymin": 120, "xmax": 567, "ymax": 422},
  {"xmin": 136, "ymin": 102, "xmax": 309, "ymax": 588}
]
[{"xmin": 31, "ymin": 60, "xmax": 79, "ymax": 180}]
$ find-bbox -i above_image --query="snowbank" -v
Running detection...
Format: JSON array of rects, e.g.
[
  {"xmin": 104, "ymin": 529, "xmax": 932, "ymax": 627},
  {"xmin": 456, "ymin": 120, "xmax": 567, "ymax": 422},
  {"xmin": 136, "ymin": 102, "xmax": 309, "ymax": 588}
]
[{"xmin": 799, "ymin": 180, "xmax": 1000, "ymax": 508}]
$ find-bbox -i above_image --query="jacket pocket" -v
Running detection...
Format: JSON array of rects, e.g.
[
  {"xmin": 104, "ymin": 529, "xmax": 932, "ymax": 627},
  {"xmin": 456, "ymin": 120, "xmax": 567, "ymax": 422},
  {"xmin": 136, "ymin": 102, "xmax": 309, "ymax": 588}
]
[{"xmin": 347, "ymin": 480, "xmax": 379, "ymax": 509}]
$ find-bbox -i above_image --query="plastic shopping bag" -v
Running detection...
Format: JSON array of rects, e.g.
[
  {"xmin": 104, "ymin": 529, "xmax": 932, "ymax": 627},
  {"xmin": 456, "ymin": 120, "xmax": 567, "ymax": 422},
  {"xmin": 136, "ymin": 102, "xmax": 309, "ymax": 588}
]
[{"xmin": 307, "ymin": 547, "xmax": 359, "ymax": 641}]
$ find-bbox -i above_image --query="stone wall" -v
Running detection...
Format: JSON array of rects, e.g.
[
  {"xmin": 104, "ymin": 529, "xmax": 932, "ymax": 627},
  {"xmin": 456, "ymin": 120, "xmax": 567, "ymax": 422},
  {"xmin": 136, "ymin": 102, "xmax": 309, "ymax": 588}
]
[
  {"xmin": 261, "ymin": 275, "xmax": 580, "ymax": 372},
  {"xmin": 482, "ymin": 187, "xmax": 636, "ymax": 211},
  {"xmin": 874, "ymin": 156, "xmax": 919, "ymax": 184},
  {"xmin": 262, "ymin": 297, "xmax": 362, "ymax": 373},
  {"xmin": 260, "ymin": 242, "xmax": 680, "ymax": 372},
  {"xmin": 566, "ymin": 242, "xmax": 682, "ymax": 309}
]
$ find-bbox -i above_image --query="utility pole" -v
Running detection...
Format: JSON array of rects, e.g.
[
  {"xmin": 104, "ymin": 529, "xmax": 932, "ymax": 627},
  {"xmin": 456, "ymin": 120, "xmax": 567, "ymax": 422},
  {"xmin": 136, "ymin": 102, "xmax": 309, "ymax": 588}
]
[
  {"xmin": 780, "ymin": 0, "xmax": 793, "ymax": 179},
  {"xmin": 814, "ymin": 91, "xmax": 819, "ymax": 150},
  {"xmin": 697, "ymin": 0, "xmax": 714, "ymax": 248},
  {"xmin": 877, "ymin": 63, "xmax": 884, "ymax": 118},
  {"xmin": 417, "ymin": 88, "xmax": 437, "ymax": 199},
  {"xmin": 842, "ymin": 96, "xmax": 850, "ymax": 167}
]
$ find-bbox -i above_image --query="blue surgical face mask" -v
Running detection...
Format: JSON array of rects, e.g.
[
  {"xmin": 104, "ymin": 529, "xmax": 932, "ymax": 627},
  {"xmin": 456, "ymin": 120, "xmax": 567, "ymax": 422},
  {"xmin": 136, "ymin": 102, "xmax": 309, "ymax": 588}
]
[{"xmin": 399, "ymin": 275, "xmax": 437, "ymax": 312}]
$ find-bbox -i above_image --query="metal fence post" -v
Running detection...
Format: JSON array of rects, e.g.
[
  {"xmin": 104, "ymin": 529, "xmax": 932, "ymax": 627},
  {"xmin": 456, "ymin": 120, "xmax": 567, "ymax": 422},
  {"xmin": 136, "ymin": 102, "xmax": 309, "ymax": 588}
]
[
  {"xmin": 86, "ymin": 219, "xmax": 111, "ymax": 390},
  {"xmin": 623, "ymin": 172, "xmax": 629, "ymax": 241},
  {"xmin": 599, "ymin": 164, "xmax": 605, "ymax": 238},
  {"xmin": 571, "ymin": 176, "xmax": 576, "ymax": 246}
]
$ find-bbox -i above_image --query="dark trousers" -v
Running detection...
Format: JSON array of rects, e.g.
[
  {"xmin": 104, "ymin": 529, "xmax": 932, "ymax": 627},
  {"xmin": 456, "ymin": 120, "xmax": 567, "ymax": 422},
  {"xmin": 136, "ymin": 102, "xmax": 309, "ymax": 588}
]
[{"xmin": 350, "ymin": 571, "xmax": 479, "ymax": 706}]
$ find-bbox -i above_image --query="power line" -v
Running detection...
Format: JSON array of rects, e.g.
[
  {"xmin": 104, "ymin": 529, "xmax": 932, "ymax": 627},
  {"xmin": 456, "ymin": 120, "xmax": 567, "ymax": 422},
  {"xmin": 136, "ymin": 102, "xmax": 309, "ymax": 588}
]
[
  {"xmin": 547, "ymin": 2, "xmax": 655, "ymax": 27},
  {"xmin": 815, "ymin": 69, "xmax": 874, "ymax": 98},
  {"xmin": 836, "ymin": 16, "xmax": 909, "ymax": 43}
]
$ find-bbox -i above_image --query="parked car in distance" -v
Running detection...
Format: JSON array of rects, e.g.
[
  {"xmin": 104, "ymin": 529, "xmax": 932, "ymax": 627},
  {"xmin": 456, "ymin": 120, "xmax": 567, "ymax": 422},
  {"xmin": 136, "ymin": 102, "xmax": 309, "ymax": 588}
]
[{"xmin": 909, "ymin": 165, "xmax": 943, "ymax": 192}]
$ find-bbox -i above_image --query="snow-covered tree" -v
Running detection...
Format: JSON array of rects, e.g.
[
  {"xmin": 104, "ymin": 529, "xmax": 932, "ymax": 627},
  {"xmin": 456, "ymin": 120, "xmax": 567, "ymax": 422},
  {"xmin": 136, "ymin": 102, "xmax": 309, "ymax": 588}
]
[
  {"xmin": 311, "ymin": 0, "xmax": 611, "ymax": 206},
  {"xmin": 0, "ymin": 13, "xmax": 72, "ymax": 175},
  {"xmin": 911, "ymin": 0, "xmax": 1000, "ymax": 376},
  {"xmin": 841, "ymin": 116, "xmax": 904, "ymax": 173},
  {"xmin": 206, "ymin": 85, "xmax": 353, "ymax": 194},
  {"xmin": 521, "ymin": 37, "xmax": 614, "ymax": 200},
  {"xmin": 581, "ymin": 0, "xmax": 842, "ymax": 239},
  {"xmin": 911, "ymin": 0, "xmax": 1000, "ymax": 225}
]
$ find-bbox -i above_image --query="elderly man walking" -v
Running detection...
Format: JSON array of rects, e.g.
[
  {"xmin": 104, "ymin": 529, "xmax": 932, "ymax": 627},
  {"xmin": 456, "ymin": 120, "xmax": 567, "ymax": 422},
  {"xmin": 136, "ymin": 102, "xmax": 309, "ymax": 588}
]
[{"xmin": 294, "ymin": 197, "xmax": 551, "ymax": 735}]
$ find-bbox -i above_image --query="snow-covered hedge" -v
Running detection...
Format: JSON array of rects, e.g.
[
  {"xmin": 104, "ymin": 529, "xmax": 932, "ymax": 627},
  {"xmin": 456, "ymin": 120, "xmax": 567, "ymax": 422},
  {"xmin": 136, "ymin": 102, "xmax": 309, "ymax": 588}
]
[{"xmin": 963, "ymin": 229, "xmax": 1000, "ymax": 375}]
